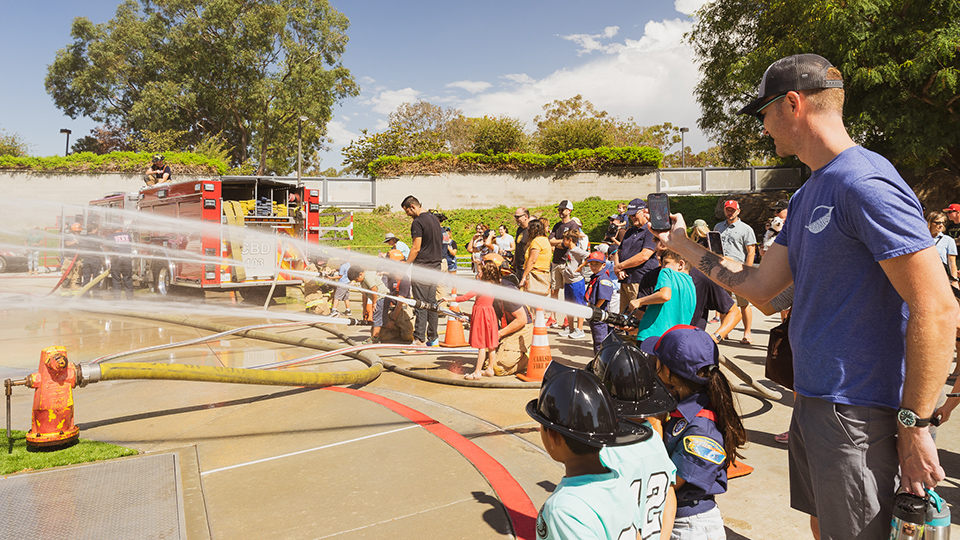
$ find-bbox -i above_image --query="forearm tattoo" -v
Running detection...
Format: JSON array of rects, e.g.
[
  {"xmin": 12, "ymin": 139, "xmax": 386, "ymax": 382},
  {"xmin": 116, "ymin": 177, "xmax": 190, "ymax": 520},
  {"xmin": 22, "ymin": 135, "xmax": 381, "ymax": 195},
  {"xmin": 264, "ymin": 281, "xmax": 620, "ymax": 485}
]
[{"xmin": 698, "ymin": 252, "xmax": 749, "ymax": 287}]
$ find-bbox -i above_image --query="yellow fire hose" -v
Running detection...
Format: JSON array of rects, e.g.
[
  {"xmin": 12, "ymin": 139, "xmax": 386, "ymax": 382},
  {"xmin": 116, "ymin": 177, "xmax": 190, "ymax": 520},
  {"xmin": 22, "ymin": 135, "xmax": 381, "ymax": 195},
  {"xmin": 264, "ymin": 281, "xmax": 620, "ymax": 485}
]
[
  {"xmin": 72, "ymin": 267, "xmax": 112, "ymax": 297},
  {"xmin": 79, "ymin": 361, "xmax": 380, "ymax": 388},
  {"xmin": 76, "ymin": 309, "xmax": 383, "ymax": 388}
]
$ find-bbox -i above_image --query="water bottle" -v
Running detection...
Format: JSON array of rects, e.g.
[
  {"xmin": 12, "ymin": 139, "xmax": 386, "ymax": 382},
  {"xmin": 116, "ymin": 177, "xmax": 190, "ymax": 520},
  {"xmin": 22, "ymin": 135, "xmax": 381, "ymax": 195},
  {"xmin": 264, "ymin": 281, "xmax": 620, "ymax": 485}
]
[
  {"xmin": 925, "ymin": 488, "xmax": 951, "ymax": 540},
  {"xmin": 890, "ymin": 492, "xmax": 926, "ymax": 540}
]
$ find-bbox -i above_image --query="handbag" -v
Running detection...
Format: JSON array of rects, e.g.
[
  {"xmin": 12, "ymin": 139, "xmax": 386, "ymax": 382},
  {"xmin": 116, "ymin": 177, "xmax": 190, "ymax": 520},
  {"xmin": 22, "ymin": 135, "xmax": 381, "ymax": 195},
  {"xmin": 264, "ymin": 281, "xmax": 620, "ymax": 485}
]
[
  {"xmin": 525, "ymin": 271, "xmax": 550, "ymax": 295},
  {"xmin": 765, "ymin": 315, "xmax": 794, "ymax": 390}
]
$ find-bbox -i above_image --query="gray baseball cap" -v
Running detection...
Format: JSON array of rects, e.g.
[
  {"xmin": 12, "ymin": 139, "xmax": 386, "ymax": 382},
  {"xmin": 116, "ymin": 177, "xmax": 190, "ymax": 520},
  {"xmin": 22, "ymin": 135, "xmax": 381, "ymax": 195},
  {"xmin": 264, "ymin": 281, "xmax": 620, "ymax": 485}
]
[{"xmin": 739, "ymin": 54, "xmax": 843, "ymax": 118}]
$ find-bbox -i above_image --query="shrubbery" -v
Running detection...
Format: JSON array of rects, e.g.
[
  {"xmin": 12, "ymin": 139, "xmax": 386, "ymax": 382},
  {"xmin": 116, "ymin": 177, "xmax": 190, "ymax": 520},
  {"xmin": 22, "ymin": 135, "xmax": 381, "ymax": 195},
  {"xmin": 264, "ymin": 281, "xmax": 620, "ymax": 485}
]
[
  {"xmin": 367, "ymin": 146, "xmax": 663, "ymax": 177},
  {"xmin": 0, "ymin": 151, "xmax": 227, "ymax": 174}
]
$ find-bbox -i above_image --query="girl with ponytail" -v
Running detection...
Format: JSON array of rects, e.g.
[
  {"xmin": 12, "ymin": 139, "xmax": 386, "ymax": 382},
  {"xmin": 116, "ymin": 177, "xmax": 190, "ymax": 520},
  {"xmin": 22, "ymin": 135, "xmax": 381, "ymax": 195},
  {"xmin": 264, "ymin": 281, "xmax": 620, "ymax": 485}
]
[{"xmin": 640, "ymin": 325, "xmax": 746, "ymax": 540}]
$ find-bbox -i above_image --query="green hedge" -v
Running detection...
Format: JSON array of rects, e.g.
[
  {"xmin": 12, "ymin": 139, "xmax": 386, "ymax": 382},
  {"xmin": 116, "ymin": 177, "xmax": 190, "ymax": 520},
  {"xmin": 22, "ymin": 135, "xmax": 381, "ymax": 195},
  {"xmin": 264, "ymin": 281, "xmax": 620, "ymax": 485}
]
[
  {"xmin": 0, "ymin": 151, "xmax": 228, "ymax": 175},
  {"xmin": 367, "ymin": 146, "xmax": 663, "ymax": 177}
]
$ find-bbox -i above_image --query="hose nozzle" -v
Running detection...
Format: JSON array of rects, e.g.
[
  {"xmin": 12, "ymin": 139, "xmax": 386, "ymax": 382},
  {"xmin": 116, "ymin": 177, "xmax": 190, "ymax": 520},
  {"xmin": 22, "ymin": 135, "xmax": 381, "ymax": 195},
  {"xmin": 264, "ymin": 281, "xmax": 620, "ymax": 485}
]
[{"xmin": 588, "ymin": 306, "xmax": 641, "ymax": 328}]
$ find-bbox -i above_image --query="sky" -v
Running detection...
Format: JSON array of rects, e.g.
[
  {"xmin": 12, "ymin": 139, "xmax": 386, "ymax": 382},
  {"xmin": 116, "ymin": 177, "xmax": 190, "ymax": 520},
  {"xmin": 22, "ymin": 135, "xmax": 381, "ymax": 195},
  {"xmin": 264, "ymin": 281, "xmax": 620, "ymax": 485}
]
[{"xmin": 0, "ymin": 0, "xmax": 715, "ymax": 171}]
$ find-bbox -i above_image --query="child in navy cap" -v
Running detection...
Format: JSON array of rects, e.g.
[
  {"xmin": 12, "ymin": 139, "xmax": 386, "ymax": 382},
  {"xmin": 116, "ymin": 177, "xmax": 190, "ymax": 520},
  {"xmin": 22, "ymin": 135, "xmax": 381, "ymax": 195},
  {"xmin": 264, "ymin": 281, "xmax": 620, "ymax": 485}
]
[{"xmin": 640, "ymin": 325, "xmax": 746, "ymax": 540}]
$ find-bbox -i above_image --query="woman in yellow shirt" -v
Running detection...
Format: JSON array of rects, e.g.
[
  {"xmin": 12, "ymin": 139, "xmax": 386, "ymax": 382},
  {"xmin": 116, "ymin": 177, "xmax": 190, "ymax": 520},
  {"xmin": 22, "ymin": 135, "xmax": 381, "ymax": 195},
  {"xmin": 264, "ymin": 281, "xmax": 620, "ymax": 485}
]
[{"xmin": 519, "ymin": 218, "xmax": 552, "ymax": 295}]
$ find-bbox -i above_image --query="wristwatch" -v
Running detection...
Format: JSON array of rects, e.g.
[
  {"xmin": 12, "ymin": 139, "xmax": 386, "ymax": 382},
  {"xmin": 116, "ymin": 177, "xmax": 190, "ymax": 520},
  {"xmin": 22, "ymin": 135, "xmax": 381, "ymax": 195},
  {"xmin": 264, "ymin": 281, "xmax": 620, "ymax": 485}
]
[
  {"xmin": 713, "ymin": 333, "xmax": 723, "ymax": 342},
  {"xmin": 897, "ymin": 408, "xmax": 934, "ymax": 428}
]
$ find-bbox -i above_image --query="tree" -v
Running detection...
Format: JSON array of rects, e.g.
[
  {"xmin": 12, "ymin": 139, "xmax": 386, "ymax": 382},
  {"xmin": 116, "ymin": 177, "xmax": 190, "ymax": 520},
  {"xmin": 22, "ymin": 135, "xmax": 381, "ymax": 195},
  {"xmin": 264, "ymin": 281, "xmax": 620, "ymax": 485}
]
[
  {"xmin": 469, "ymin": 116, "xmax": 527, "ymax": 155},
  {"xmin": 688, "ymin": 0, "xmax": 960, "ymax": 172},
  {"xmin": 45, "ymin": 0, "xmax": 359, "ymax": 175},
  {"xmin": 533, "ymin": 95, "xmax": 615, "ymax": 154},
  {"xmin": 341, "ymin": 100, "xmax": 462, "ymax": 175},
  {"xmin": 0, "ymin": 127, "xmax": 31, "ymax": 157}
]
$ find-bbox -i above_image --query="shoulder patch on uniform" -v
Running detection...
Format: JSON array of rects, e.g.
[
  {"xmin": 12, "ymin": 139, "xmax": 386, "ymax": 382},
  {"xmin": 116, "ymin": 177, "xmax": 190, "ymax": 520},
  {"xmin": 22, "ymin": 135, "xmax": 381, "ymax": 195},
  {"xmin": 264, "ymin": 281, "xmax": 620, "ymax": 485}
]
[
  {"xmin": 599, "ymin": 279, "xmax": 614, "ymax": 287},
  {"xmin": 683, "ymin": 435, "xmax": 726, "ymax": 465},
  {"xmin": 537, "ymin": 513, "xmax": 548, "ymax": 539},
  {"xmin": 671, "ymin": 419, "xmax": 687, "ymax": 437}
]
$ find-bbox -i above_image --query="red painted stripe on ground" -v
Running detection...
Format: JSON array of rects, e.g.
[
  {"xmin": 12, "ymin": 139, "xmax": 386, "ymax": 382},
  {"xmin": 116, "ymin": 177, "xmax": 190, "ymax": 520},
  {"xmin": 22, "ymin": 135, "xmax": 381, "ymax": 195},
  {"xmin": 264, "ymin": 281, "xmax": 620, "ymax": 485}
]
[{"xmin": 326, "ymin": 386, "xmax": 537, "ymax": 540}]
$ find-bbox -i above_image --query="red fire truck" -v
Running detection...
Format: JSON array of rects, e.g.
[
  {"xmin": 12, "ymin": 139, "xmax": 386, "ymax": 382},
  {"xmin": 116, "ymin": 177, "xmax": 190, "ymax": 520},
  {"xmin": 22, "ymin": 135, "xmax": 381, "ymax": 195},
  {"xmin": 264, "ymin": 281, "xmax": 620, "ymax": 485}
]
[{"xmin": 89, "ymin": 177, "xmax": 322, "ymax": 300}]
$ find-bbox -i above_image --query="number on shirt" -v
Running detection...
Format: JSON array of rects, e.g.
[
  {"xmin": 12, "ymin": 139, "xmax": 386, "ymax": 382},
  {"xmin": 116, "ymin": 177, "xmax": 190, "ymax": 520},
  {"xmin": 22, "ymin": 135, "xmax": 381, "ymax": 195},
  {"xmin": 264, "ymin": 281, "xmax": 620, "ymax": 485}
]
[{"xmin": 642, "ymin": 472, "xmax": 670, "ymax": 539}]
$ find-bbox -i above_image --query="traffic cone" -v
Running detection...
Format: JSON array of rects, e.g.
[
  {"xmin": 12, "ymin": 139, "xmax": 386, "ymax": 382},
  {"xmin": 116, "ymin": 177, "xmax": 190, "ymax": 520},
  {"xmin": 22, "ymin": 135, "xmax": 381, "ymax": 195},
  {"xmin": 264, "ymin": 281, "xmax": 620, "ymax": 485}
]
[
  {"xmin": 517, "ymin": 308, "xmax": 552, "ymax": 382},
  {"xmin": 440, "ymin": 287, "xmax": 469, "ymax": 347},
  {"xmin": 727, "ymin": 459, "xmax": 754, "ymax": 479}
]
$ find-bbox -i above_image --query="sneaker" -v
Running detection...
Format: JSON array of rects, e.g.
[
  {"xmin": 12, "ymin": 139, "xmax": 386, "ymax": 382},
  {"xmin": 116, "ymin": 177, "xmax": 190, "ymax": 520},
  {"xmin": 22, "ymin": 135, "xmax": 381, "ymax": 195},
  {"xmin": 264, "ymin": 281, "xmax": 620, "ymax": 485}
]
[
  {"xmin": 426, "ymin": 338, "xmax": 440, "ymax": 347},
  {"xmin": 774, "ymin": 431, "xmax": 789, "ymax": 444},
  {"xmin": 345, "ymin": 309, "xmax": 352, "ymax": 317},
  {"xmin": 557, "ymin": 328, "xmax": 571, "ymax": 337},
  {"xmin": 569, "ymin": 329, "xmax": 586, "ymax": 340},
  {"xmin": 330, "ymin": 310, "xmax": 341, "ymax": 318},
  {"xmin": 545, "ymin": 316, "xmax": 557, "ymax": 327}
]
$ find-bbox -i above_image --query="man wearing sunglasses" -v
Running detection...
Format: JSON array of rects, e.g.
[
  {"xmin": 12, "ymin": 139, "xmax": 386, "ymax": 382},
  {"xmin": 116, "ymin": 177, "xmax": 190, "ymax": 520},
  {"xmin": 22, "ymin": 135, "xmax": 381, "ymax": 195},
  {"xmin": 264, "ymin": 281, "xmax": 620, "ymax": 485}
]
[
  {"xmin": 653, "ymin": 54, "xmax": 957, "ymax": 540},
  {"xmin": 512, "ymin": 208, "xmax": 530, "ymax": 276}
]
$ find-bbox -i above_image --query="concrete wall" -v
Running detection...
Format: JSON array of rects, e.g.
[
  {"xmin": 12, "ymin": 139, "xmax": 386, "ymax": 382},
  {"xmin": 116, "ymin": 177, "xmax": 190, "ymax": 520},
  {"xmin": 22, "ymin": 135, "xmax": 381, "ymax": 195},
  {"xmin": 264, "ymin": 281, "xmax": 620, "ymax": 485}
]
[
  {"xmin": 375, "ymin": 169, "xmax": 660, "ymax": 210},
  {"xmin": 0, "ymin": 171, "xmax": 215, "ymax": 229}
]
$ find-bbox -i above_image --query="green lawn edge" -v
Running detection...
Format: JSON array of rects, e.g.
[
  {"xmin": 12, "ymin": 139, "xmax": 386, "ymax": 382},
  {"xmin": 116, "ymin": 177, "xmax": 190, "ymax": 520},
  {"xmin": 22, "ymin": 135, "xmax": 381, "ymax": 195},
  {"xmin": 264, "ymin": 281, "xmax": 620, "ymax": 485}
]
[{"xmin": 1, "ymin": 430, "xmax": 139, "ymax": 475}]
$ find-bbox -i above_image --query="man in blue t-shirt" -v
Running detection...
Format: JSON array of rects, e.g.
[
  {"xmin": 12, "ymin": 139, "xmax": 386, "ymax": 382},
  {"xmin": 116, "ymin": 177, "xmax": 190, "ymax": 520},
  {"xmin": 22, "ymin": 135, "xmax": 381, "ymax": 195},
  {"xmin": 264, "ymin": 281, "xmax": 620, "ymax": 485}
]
[{"xmin": 653, "ymin": 54, "xmax": 957, "ymax": 540}]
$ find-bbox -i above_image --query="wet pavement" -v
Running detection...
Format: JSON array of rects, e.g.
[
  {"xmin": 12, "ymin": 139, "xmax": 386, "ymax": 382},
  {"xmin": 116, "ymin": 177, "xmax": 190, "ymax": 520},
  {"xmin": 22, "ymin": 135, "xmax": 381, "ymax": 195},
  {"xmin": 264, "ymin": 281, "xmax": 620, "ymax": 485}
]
[{"xmin": 1, "ymin": 271, "xmax": 958, "ymax": 539}]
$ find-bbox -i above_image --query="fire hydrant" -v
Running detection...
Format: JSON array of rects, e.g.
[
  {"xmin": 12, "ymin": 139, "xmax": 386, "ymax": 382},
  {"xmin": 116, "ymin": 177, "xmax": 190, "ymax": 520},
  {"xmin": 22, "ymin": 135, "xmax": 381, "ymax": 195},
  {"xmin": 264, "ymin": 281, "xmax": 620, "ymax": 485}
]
[{"xmin": 25, "ymin": 346, "xmax": 80, "ymax": 448}]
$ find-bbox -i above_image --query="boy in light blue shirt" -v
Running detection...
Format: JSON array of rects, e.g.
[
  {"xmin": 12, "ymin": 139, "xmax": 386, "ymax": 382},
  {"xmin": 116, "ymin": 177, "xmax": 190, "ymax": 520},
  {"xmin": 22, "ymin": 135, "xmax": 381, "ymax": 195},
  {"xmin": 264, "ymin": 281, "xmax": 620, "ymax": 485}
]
[
  {"xmin": 629, "ymin": 250, "xmax": 696, "ymax": 342},
  {"xmin": 527, "ymin": 366, "xmax": 650, "ymax": 539}
]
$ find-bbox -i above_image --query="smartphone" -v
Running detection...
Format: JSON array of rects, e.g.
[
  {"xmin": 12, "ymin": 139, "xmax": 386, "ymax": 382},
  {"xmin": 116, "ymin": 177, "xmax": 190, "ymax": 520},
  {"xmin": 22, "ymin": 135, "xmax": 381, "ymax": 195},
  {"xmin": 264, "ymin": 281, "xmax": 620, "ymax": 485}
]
[
  {"xmin": 707, "ymin": 231, "xmax": 724, "ymax": 256},
  {"xmin": 647, "ymin": 193, "xmax": 671, "ymax": 231}
]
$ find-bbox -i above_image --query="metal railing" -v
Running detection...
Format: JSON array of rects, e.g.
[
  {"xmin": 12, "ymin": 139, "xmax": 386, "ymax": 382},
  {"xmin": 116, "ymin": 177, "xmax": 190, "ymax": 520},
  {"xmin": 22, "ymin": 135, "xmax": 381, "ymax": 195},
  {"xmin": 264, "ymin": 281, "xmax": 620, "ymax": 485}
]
[{"xmin": 656, "ymin": 166, "xmax": 807, "ymax": 194}]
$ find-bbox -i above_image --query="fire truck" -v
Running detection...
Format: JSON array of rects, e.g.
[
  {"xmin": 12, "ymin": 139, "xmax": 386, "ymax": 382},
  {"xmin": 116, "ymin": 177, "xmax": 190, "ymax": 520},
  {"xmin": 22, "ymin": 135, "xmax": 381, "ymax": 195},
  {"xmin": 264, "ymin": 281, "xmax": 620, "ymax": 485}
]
[{"xmin": 88, "ymin": 177, "xmax": 325, "ymax": 300}]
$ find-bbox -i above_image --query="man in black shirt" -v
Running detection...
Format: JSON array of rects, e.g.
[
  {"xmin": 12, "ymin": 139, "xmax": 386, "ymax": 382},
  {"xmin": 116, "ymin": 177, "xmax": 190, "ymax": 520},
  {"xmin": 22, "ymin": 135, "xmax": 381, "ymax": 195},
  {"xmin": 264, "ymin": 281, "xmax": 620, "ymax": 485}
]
[
  {"xmin": 547, "ymin": 200, "xmax": 580, "ymax": 326},
  {"xmin": 512, "ymin": 207, "xmax": 531, "ymax": 276},
  {"xmin": 944, "ymin": 204, "xmax": 960, "ymax": 247},
  {"xmin": 402, "ymin": 195, "xmax": 443, "ymax": 346}
]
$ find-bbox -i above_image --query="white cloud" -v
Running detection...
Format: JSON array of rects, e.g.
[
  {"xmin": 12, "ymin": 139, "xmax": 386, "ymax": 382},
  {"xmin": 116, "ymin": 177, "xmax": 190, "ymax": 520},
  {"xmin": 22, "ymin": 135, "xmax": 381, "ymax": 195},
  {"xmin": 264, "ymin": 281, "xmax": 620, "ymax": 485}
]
[
  {"xmin": 324, "ymin": 120, "xmax": 356, "ymax": 146},
  {"xmin": 674, "ymin": 0, "xmax": 710, "ymax": 16},
  {"xmin": 361, "ymin": 87, "xmax": 421, "ymax": 115},
  {"xmin": 561, "ymin": 25, "xmax": 622, "ymax": 55},
  {"xmin": 446, "ymin": 80, "xmax": 492, "ymax": 94},
  {"xmin": 454, "ymin": 17, "xmax": 706, "ymax": 150},
  {"xmin": 502, "ymin": 73, "xmax": 536, "ymax": 86}
]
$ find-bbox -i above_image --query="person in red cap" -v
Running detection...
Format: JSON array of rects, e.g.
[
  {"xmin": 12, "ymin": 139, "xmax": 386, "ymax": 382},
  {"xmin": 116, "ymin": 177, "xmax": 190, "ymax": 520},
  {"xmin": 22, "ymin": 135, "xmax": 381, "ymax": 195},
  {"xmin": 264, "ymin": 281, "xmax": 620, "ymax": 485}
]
[
  {"xmin": 943, "ymin": 203, "xmax": 960, "ymax": 246},
  {"xmin": 713, "ymin": 199, "xmax": 756, "ymax": 344},
  {"xmin": 656, "ymin": 53, "xmax": 957, "ymax": 540}
]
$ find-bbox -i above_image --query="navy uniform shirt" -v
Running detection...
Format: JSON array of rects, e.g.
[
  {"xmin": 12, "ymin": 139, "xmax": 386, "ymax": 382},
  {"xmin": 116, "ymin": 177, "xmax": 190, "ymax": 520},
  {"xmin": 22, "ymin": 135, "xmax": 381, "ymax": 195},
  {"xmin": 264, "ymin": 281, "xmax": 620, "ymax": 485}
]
[
  {"xmin": 663, "ymin": 391, "xmax": 727, "ymax": 518},
  {"xmin": 618, "ymin": 226, "xmax": 659, "ymax": 284},
  {"xmin": 585, "ymin": 266, "xmax": 615, "ymax": 307}
]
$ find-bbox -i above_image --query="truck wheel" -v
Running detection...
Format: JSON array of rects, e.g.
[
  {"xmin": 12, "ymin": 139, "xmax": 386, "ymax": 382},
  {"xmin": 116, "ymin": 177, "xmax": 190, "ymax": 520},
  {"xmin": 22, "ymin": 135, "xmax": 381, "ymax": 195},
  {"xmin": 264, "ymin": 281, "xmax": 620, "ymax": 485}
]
[{"xmin": 155, "ymin": 266, "xmax": 172, "ymax": 296}]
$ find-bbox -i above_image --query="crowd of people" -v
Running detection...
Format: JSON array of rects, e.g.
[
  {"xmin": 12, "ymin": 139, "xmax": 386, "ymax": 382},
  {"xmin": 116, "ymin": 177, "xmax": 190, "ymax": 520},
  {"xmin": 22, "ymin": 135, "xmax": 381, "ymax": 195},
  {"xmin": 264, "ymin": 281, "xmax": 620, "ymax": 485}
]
[{"xmin": 318, "ymin": 53, "xmax": 960, "ymax": 540}]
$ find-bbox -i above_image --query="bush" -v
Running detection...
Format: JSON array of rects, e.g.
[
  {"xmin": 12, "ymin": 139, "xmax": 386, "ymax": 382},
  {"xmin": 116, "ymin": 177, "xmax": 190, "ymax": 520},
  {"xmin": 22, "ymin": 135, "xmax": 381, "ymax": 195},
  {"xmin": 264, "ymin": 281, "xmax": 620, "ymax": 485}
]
[
  {"xmin": 536, "ymin": 117, "xmax": 613, "ymax": 155},
  {"xmin": 0, "ymin": 151, "xmax": 227, "ymax": 175},
  {"xmin": 367, "ymin": 146, "xmax": 662, "ymax": 177},
  {"xmin": 470, "ymin": 116, "xmax": 526, "ymax": 155}
]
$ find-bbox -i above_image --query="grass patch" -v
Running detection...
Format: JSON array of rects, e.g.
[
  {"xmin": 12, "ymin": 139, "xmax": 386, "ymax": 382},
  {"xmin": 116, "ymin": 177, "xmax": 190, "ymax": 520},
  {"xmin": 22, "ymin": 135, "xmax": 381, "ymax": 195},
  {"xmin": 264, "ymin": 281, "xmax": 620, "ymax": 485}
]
[{"xmin": 1, "ymin": 430, "xmax": 139, "ymax": 475}]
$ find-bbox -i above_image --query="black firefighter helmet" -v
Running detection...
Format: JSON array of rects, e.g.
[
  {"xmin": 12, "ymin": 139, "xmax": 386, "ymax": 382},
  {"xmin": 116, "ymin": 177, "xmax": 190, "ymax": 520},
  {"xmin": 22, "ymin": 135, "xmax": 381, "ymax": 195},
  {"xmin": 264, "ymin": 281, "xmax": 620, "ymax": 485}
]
[
  {"xmin": 587, "ymin": 331, "xmax": 677, "ymax": 418},
  {"xmin": 526, "ymin": 363, "xmax": 651, "ymax": 448}
]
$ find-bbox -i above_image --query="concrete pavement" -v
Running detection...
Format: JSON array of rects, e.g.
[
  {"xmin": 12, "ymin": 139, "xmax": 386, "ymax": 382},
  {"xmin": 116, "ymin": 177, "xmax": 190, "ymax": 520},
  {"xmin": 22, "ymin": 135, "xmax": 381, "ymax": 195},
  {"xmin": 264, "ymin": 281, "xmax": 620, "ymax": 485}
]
[{"xmin": 0, "ymin": 272, "xmax": 957, "ymax": 539}]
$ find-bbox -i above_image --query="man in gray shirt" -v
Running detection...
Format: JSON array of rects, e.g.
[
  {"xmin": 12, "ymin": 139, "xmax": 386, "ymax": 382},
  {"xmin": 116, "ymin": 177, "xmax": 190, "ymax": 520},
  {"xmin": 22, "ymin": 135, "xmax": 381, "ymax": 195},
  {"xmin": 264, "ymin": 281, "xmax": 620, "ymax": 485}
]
[{"xmin": 715, "ymin": 200, "xmax": 757, "ymax": 343}]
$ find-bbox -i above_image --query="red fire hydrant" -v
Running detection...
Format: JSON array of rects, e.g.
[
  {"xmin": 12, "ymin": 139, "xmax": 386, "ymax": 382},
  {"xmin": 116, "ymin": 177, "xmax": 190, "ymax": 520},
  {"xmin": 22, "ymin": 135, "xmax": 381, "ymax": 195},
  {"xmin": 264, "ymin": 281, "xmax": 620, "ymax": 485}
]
[{"xmin": 25, "ymin": 346, "xmax": 80, "ymax": 448}]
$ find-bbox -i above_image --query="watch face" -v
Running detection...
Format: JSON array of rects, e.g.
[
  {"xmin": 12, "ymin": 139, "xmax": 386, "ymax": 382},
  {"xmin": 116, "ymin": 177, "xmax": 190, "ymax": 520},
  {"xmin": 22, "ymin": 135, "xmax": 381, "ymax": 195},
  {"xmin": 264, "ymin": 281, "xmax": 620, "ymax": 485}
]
[{"xmin": 898, "ymin": 408, "xmax": 917, "ymax": 427}]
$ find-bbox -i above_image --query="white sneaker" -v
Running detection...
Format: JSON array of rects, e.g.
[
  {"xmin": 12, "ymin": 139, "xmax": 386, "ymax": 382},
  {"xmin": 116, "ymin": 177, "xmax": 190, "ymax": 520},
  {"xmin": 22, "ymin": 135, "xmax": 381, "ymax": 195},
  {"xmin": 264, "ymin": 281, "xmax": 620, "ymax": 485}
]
[
  {"xmin": 557, "ymin": 328, "xmax": 571, "ymax": 337},
  {"xmin": 569, "ymin": 329, "xmax": 586, "ymax": 339}
]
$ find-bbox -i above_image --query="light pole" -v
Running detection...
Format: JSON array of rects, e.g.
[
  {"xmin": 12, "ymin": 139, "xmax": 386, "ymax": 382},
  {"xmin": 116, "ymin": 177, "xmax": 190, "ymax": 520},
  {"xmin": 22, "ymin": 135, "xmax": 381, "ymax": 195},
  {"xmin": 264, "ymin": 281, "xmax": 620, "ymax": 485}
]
[
  {"xmin": 59, "ymin": 129, "xmax": 72, "ymax": 157},
  {"xmin": 679, "ymin": 127, "xmax": 689, "ymax": 168},
  {"xmin": 297, "ymin": 116, "xmax": 308, "ymax": 188}
]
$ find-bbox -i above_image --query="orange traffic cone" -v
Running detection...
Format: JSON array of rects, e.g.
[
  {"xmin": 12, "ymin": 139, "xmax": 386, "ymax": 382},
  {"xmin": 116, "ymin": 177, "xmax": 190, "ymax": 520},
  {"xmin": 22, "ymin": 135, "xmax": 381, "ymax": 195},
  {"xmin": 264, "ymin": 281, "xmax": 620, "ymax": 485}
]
[
  {"xmin": 727, "ymin": 459, "xmax": 754, "ymax": 479},
  {"xmin": 440, "ymin": 287, "xmax": 469, "ymax": 347},
  {"xmin": 517, "ymin": 308, "xmax": 552, "ymax": 382}
]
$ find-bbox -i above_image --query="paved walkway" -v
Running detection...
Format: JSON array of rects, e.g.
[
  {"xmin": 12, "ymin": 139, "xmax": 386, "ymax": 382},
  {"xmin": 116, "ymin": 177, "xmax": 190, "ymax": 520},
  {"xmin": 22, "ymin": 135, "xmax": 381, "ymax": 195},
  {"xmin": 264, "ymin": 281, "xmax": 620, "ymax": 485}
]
[{"xmin": 0, "ymin": 273, "xmax": 957, "ymax": 539}]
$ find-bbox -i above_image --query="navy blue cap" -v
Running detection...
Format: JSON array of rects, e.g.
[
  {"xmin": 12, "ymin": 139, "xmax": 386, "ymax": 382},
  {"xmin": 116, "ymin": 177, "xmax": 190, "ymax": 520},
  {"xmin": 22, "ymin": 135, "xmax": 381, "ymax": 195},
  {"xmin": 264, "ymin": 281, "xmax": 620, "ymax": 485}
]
[{"xmin": 640, "ymin": 325, "xmax": 719, "ymax": 385}]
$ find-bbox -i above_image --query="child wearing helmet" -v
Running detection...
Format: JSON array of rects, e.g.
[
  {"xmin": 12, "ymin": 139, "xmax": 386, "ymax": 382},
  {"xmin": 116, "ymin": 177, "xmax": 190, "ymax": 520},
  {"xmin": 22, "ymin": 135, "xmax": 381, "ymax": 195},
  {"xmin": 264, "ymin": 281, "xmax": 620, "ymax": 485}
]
[
  {"xmin": 641, "ymin": 325, "xmax": 747, "ymax": 540},
  {"xmin": 527, "ymin": 365, "xmax": 651, "ymax": 540}
]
